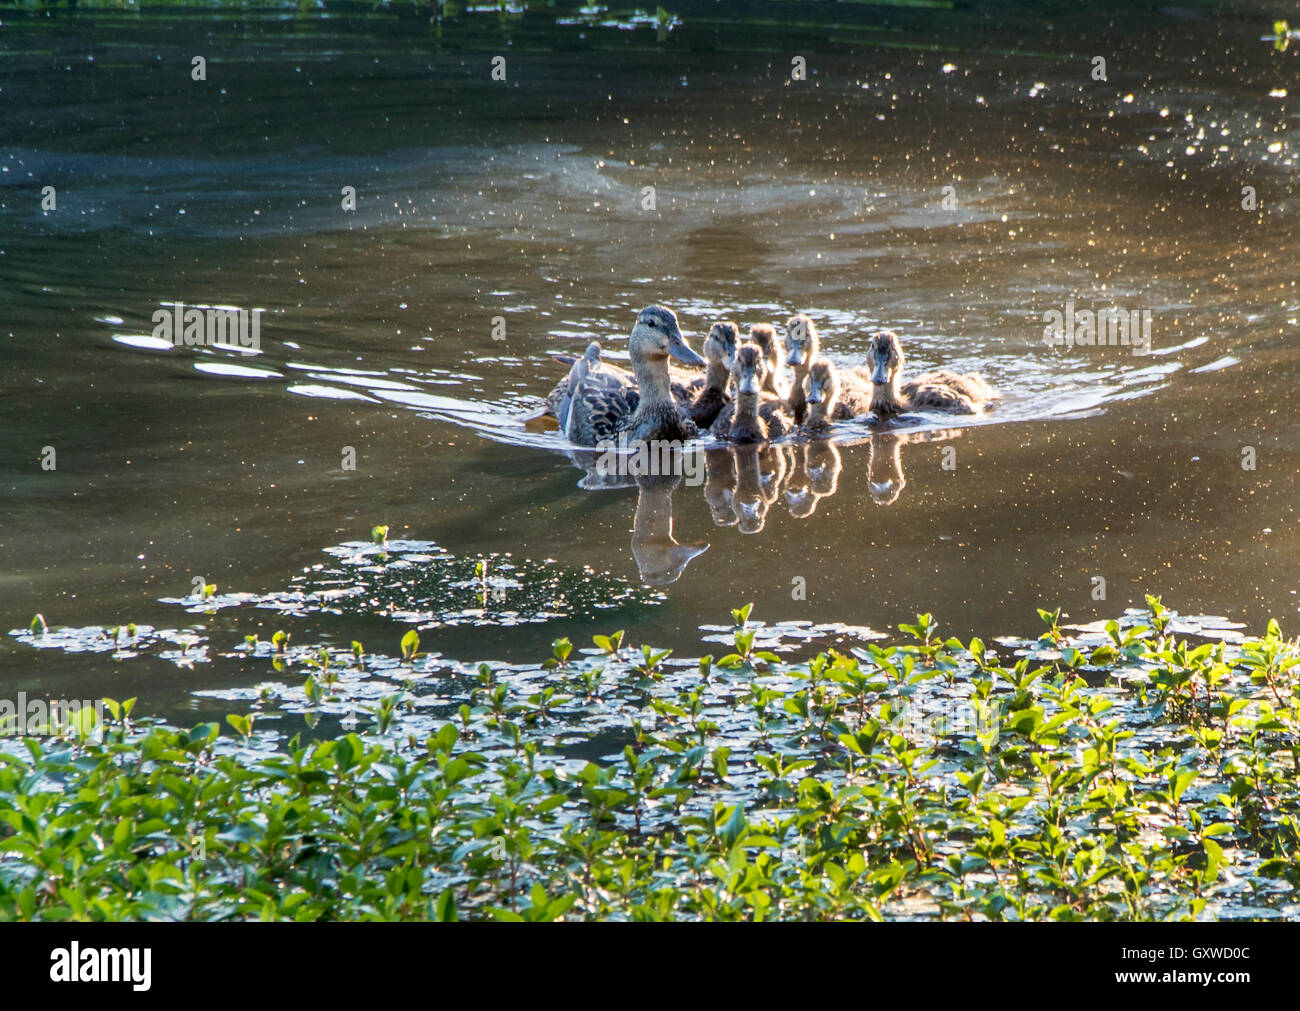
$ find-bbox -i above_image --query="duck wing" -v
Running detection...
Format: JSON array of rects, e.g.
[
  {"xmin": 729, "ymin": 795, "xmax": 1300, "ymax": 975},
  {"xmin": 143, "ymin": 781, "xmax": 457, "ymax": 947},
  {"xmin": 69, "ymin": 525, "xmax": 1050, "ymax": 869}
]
[
  {"xmin": 568, "ymin": 380, "xmax": 640, "ymax": 445},
  {"xmin": 551, "ymin": 359, "xmax": 633, "ymax": 426}
]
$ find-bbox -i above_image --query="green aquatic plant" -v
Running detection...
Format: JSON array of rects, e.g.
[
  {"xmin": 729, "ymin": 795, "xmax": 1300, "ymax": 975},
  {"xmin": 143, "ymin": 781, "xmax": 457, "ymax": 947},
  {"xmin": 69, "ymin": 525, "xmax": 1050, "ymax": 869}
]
[
  {"xmin": 592, "ymin": 630, "xmax": 624, "ymax": 656},
  {"xmin": 3, "ymin": 600, "xmax": 1299, "ymax": 922},
  {"xmin": 542, "ymin": 637, "xmax": 573, "ymax": 670}
]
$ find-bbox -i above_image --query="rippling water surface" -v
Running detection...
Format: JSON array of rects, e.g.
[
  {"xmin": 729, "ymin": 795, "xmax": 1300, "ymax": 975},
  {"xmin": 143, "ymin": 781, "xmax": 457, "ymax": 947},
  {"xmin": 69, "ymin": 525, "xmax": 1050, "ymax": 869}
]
[{"xmin": 1, "ymin": 4, "xmax": 1297, "ymax": 720}]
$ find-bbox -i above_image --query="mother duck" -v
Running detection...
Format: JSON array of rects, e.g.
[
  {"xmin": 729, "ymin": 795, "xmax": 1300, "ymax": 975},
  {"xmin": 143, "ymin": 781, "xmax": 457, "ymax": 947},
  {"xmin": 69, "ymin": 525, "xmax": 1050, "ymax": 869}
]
[{"xmin": 564, "ymin": 305, "xmax": 707, "ymax": 446}]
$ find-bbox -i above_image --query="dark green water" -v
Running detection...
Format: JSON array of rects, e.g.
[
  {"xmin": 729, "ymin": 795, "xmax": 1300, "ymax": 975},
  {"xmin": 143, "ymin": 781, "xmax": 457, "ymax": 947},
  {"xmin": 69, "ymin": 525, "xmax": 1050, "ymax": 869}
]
[{"xmin": 1, "ymin": 4, "xmax": 1297, "ymax": 722}]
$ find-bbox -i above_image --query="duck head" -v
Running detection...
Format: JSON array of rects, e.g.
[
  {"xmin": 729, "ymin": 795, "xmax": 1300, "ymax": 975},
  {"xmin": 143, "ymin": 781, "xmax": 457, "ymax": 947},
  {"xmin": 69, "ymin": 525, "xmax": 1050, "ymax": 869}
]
[
  {"xmin": 804, "ymin": 357, "xmax": 840, "ymax": 427},
  {"xmin": 630, "ymin": 305, "xmax": 706, "ymax": 368},
  {"xmin": 750, "ymin": 323, "xmax": 785, "ymax": 372},
  {"xmin": 704, "ymin": 321, "xmax": 739, "ymax": 372},
  {"xmin": 866, "ymin": 329, "xmax": 904, "ymax": 386},
  {"xmin": 731, "ymin": 342, "xmax": 767, "ymax": 398},
  {"xmin": 784, "ymin": 314, "xmax": 819, "ymax": 369}
]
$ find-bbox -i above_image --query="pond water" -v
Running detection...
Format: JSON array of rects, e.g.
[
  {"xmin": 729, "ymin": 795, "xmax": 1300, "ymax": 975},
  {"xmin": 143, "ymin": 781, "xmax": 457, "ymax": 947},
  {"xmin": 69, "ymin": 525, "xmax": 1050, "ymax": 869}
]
[{"xmin": 1, "ymin": 4, "xmax": 1297, "ymax": 723}]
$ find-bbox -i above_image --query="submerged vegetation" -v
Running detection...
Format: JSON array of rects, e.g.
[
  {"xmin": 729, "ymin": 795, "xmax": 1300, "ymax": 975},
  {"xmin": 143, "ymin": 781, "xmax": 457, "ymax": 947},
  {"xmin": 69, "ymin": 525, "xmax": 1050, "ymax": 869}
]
[{"xmin": 3, "ymin": 596, "xmax": 1300, "ymax": 921}]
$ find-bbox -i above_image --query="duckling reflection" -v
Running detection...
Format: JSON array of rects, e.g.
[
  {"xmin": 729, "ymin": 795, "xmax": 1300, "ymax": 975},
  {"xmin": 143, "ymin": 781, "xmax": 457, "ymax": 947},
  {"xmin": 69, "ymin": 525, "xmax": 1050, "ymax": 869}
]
[
  {"xmin": 784, "ymin": 440, "xmax": 842, "ymax": 517},
  {"xmin": 731, "ymin": 444, "xmax": 787, "ymax": 534},
  {"xmin": 865, "ymin": 433, "xmax": 907, "ymax": 506},
  {"xmin": 703, "ymin": 447, "xmax": 738, "ymax": 527},
  {"xmin": 862, "ymin": 428, "xmax": 964, "ymax": 506},
  {"xmin": 630, "ymin": 472, "xmax": 709, "ymax": 586}
]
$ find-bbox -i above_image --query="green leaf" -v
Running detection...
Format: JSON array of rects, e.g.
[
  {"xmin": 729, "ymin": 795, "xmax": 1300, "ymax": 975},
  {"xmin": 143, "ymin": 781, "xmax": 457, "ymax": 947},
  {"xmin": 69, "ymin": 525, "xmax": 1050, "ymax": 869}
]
[
  {"xmin": 434, "ymin": 890, "xmax": 458, "ymax": 922},
  {"xmin": 1172, "ymin": 768, "xmax": 1197, "ymax": 805},
  {"xmin": 71, "ymin": 705, "xmax": 100, "ymax": 741},
  {"xmin": 401, "ymin": 629, "xmax": 420, "ymax": 661},
  {"xmin": 718, "ymin": 804, "xmax": 747, "ymax": 848},
  {"xmin": 1202, "ymin": 838, "xmax": 1223, "ymax": 884},
  {"xmin": 444, "ymin": 757, "xmax": 470, "ymax": 785}
]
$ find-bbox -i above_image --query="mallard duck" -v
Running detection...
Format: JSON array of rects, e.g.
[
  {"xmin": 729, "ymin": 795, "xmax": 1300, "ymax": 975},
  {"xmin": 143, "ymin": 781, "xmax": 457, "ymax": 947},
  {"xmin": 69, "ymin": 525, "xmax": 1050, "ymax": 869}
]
[
  {"xmin": 710, "ymin": 343, "xmax": 793, "ymax": 443},
  {"xmin": 529, "ymin": 317, "xmax": 705, "ymax": 431},
  {"xmin": 748, "ymin": 323, "xmax": 791, "ymax": 398},
  {"xmin": 864, "ymin": 330, "xmax": 997, "ymax": 419},
  {"xmin": 802, "ymin": 357, "xmax": 872, "ymax": 430},
  {"xmin": 685, "ymin": 322, "xmax": 737, "ymax": 429},
  {"xmin": 565, "ymin": 305, "xmax": 706, "ymax": 446}
]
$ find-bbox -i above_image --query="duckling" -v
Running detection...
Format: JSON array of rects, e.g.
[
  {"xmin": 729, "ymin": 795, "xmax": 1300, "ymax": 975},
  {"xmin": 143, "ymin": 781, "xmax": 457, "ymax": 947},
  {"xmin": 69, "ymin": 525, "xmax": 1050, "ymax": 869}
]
[
  {"xmin": 783, "ymin": 314, "xmax": 816, "ymax": 424},
  {"xmin": 863, "ymin": 330, "xmax": 997, "ymax": 419},
  {"xmin": 785, "ymin": 315, "xmax": 873, "ymax": 425},
  {"xmin": 748, "ymin": 323, "xmax": 791, "ymax": 398},
  {"xmin": 685, "ymin": 322, "xmax": 737, "ymax": 429},
  {"xmin": 801, "ymin": 357, "xmax": 872, "ymax": 430},
  {"xmin": 565, "ymin": 305, "xmax": 707, "ymax": 446},
  {"xmin": 710, "ymin": 343, "xmax": 793, "ymax": 444}
]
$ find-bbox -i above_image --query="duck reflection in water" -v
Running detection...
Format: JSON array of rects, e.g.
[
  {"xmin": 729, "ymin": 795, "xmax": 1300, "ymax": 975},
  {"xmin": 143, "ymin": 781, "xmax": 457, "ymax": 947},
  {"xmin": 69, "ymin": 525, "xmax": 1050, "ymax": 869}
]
[
  {"xmin": 865, "ymin": 433, "xmax": 907, "ymax": 506},
  {"xmin": 784, "ymin": 440, "xmax": 842, "ymax": 517},
  {"xmin": 631, "ymin": 471, "xmax": 709, "ymax": 586},
  {"xmin": 703, "ymin": 447, "xmax": 738, "ymax": 527},
  {"xmin": 701, "ymin": 444, "xmax": 787, "ymax": 534}
]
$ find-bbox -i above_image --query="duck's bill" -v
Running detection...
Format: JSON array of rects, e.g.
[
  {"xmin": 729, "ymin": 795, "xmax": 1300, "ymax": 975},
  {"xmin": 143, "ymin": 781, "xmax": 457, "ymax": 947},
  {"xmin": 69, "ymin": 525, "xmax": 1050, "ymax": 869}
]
[
  {"xmin": 668, "ymin": 331, "xmax": 707, "ymax": 368},
  {"xmin": 787, "ymin": 346, "xmax": 806, "ymax": 366},
  {"xmin": 871, "ymin": 363, "xmax": 889, "ymax": 384},
  {"xmin": 737, "ymin": 374, "xmax": 761, "ymax": 396}
]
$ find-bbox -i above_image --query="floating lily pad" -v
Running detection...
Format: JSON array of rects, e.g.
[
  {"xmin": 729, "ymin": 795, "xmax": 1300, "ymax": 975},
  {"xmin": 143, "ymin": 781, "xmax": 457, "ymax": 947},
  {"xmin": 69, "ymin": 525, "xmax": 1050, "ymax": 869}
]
[{"xmin": 7, "ymin": 623, "xmax": 209, "ymax": 667}]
